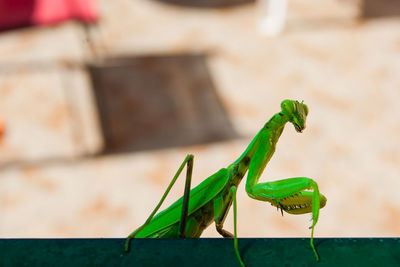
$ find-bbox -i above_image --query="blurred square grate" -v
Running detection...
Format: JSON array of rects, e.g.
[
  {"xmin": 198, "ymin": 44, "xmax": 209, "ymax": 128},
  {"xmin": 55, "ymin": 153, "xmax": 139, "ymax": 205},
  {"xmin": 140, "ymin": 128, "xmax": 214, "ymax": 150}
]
[
  {"xmin": 362, "ymin": 0, "xmax": 400, "ymax": 18},
  {"xmin": 89, "ymin": 54, "xmax": 238, "ymax": 154},
  {"xmin": 154, "ymin": 0, "xmax": 254, "ymax": 8}
]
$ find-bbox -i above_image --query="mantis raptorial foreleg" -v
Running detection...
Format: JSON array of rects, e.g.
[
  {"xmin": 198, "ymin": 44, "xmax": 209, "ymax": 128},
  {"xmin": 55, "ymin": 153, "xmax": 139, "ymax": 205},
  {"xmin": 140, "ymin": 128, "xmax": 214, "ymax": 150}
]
[
  {"xmin": 243, "ymin": 127, "xmax": 324, "ymax": 260},
  {"xmin": 247, "ymin": 177, "xmax": 322, "ymax": 260},
  {"xmin": 125, "ymin": 154, "xmax": 194, "ymax": 251}
]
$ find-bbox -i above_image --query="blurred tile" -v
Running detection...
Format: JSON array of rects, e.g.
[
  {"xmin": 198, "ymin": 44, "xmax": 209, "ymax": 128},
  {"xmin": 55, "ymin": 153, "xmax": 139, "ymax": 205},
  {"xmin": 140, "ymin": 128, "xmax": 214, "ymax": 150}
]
[
  {"xmin": 287, "ymin": 0, "xmax": 360, "ymax": 21},
  {"xmin": 88, "ymin": 0, "xmax": 360, "ymax": 56},
  {"xmin": 61, "ymin": 66, "xmax": 104, "ymax": 156},
  {"xmin": 0, "ymin": 22, "xmax": 89, "ymax": 65},
  {"xmin": 0, "ymin": 66, "xmax": 102, "ymax": 165},
  {"xmin": 0, "ymin": 67, "xmax": 75, "ymax": 164}
]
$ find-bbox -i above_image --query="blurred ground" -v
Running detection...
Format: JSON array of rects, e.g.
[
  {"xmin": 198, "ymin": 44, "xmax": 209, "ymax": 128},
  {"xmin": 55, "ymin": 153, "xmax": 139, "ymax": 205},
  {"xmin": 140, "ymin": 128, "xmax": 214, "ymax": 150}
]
[{"xmin": 0, "ymin": 0, "xmax": 400, "ymax": 240}]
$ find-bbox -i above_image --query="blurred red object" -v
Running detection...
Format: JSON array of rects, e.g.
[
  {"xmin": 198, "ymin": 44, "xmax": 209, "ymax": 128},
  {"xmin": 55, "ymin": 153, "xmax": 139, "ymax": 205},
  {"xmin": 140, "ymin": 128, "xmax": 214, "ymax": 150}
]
[
  {"xmin": 0, "ymin": 118, "xmax": 4, "ymax": 139},
  {"xmin": 0, "ymin": 0, "xmax": 97, "ymax": 31}
]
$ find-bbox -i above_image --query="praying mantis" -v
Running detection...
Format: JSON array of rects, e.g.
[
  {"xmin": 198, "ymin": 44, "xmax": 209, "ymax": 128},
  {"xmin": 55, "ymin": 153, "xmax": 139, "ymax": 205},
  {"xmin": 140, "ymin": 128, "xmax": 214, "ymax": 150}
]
[{"xmin": 125, "ymin": 100, "xmax": 327, "ymax": 266}]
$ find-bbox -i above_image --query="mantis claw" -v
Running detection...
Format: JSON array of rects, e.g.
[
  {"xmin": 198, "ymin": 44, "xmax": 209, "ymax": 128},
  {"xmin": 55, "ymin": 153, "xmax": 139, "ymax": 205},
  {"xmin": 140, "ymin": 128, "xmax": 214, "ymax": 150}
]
[
  {"xmin": 275, "ymin": 199, "xmax": 284, "ymax": 216},
  {"xmin": 278, "ymin": 204, "xmax": 284, "ymax": 216}
]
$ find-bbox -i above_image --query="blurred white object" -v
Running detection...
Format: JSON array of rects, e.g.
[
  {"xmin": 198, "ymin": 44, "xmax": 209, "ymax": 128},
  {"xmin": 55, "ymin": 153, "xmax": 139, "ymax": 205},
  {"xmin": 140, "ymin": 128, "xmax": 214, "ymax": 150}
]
[{"xmin": 256, "ymin": 0, "xmax": 288, "ymax": 36}]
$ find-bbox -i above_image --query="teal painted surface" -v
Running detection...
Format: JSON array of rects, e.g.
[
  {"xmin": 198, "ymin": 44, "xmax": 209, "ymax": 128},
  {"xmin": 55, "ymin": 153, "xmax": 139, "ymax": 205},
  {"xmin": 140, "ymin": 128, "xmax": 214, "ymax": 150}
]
[{"xmin": 0, "ymin": 238, "xmax": 399, "ymax": 266}]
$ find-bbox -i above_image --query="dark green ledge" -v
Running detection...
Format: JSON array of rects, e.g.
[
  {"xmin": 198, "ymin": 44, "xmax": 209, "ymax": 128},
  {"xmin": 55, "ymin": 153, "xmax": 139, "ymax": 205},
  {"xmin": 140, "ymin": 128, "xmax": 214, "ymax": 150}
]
[{"xmin": 1, "ymin": 238, "xmax": 399, "ymax": 266}]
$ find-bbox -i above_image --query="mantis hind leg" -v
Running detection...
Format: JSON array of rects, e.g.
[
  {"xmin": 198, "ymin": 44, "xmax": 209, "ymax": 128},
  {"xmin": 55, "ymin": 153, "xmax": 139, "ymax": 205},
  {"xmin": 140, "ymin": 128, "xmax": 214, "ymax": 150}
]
[
  {"xmin": 179, "ymin": 154, "xmax": 193, "ymax": 237},
  {"xmin": 125, "ymin": 154, "xmax": 194, "ymax": 252}
]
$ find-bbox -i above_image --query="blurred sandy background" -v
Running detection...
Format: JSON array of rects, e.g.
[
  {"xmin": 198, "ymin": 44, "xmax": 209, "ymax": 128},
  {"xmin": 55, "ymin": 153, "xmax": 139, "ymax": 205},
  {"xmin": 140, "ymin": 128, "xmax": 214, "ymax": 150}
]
[{"xmin": 0, "ymin": 0, "xmax": 400, "ymax": 240}]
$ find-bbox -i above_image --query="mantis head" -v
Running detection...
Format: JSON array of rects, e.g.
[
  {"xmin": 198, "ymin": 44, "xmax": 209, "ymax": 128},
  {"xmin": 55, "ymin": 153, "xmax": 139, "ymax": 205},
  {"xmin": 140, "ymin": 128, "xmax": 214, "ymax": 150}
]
[{"xmin": 281, "ymin": 100, "xmax": 309, "ymax": 133}]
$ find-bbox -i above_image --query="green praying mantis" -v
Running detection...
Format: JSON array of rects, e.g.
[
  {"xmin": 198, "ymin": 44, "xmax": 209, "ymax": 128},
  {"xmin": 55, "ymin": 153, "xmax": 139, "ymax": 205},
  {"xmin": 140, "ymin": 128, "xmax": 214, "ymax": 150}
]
[{"xmin": 125, "ymin": 100, "xmax": 327, "ymax": 266}]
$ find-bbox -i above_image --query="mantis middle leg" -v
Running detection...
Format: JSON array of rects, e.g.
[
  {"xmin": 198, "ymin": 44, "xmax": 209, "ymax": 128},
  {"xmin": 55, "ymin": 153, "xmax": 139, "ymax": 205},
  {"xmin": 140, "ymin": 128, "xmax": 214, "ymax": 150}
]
[
  {"xmin": 213, "ymin": 184, "xmax": 245, "ymax": 267},
  {"xmin": 214, "ymin": 193, "xmax": 234, "ymax": 238},
  {"xmin": 125, "ymin": 154, "xmax": 194, "ymax": 251}
]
